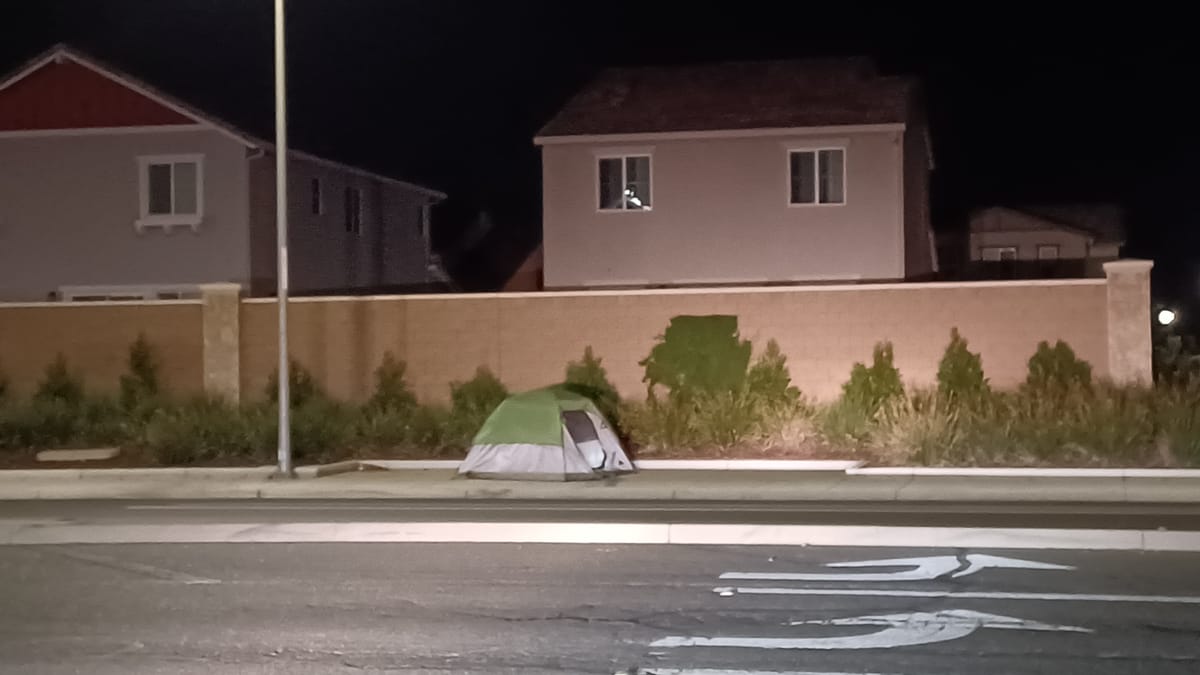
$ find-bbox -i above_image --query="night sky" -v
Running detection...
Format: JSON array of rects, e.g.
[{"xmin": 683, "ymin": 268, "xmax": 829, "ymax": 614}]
[{"xmin": 5, "ymin": 2, "xmax": 1198, "ymax": 325}]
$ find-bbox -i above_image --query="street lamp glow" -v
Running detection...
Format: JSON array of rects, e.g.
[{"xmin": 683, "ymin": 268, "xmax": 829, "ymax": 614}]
[{"xmin": 1157, "ymin": 309, "xmax": 1177, "ymax": 326}]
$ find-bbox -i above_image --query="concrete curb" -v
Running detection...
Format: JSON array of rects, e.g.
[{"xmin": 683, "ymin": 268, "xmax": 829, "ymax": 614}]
[{"xmin": 848, "ymin": 467, "xmax": 1200, "ymax": 478}]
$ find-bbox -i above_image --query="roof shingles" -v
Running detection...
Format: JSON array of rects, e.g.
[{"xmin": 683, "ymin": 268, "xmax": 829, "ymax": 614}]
[{"xmin": 538, "ymin": 58, "xmax": 915, "ymax": 137}]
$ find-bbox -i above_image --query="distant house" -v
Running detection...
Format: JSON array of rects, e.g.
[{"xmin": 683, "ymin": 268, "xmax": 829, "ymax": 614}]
[
  {"xmin": 966, "ymin": 204, "xmax": 1125, "ymax": 278},
  {"xmin": 0, "ymin": 44, "xmax": 446, "ymax": 302},
  {"xmin": 533, "ymin": 58, "xmax": 936, "ymax": 289}
]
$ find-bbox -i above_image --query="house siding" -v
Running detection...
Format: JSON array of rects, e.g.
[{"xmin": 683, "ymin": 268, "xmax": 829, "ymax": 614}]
[
  {"xmin": 0, "ymin": 129, "xmax": 251, "ymax": 300},
  {"xmin": 541, "ymin": 129, "xmax": 906, "ymax": 289},
  {"xmin": 246, "ymin": 155, "xmax": 433, "ymax": 295}
]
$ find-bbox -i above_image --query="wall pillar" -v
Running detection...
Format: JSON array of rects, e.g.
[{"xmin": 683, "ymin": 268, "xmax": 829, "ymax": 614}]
[
  {"xmin": 1103, "ymin": 259, "xmax": 1154, "ymax": 385},
  {"xmin": 200, "ymin": 283, "xmax": 242, "ymax": 401}
]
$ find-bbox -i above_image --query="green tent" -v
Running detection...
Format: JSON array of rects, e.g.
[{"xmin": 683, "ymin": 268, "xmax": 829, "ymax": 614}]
[{"xmin": 458, "ymin": 386, "xmax": 634, "ymax": 481}]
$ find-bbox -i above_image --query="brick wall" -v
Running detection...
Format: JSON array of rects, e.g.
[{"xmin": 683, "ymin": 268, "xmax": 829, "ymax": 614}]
[
  {"xmin": 238, "ymin": 279, "xmax": 1109, "ymax": 403},
  {"xmin": 0, "ymin": 301, "xmax": 204, "ymax": 397}
]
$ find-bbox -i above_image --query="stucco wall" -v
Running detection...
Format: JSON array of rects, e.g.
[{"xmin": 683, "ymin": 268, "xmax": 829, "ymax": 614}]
[
  {"xmin": 0, "ymin": 129, "xmax": 251, "ymax": 300},
  {"xmin": 247, "ymin": 155, "xmax": 433, "ymax": 296},
  {"xmin": 238, "ymin": 280, "xmax": 1109, "ymax": 404},
  {"xmin": 0, "ymin": 301, "xmax": 204, "ymax": 397},
  {"xmin": 540, "ymin": 129, "xmax": 906, "ymax": 288}
]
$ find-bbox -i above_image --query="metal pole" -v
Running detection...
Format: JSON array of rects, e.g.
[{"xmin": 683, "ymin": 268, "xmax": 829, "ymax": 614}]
[{"xmin": 274, "ymin": 0, "xmax": 293, "ymax": 477}]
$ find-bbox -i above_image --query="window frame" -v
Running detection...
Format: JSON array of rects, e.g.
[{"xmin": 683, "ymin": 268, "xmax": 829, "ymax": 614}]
[
  {"xmin": 981, "ymin": 246, "xmax": 1019, "ymax": 262},
  {"xmin": 787, "ymin": 147, "xmax": 847, "ymax": 207},
  {"xmin": 311, "ymin": 177, "xmax": 324, "ymax": 216},
  {"xmin": 344, "ymin": 186, "xmax": 364, "ymax": 235},
  {"xmin": 1037, "ymin": 244, "xmax": 1060, "ymax": 261},
  {"xmin": 136, "ymin": 154, "xmax": 204, "ymax": 232},
  {"xmin": 596, "ymin": 153, "xmax": 653, "ymax": 212}
]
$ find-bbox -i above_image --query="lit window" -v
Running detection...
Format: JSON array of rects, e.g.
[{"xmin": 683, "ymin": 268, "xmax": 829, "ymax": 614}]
[
  {"xmin": 981, "ymin": 246, "xmax": 1018, "ymax": 261},
  {"xmin": 137, "ymin": 155, "xmax": 203, "ymax": 230},
  {"xmin": 790, "ymin": 149, "xmax": 845, "ymax": 205},
  {"xmin": 344, "ymin": 187, "xmax": 363, "ymax": 234},
  {"xmin": 598, "ymin": 155, "xmax": 652, "ymax": 211},
  {"xmin": 1037, "ymin": 244, "xmax": 1060, "ymax": 260}
]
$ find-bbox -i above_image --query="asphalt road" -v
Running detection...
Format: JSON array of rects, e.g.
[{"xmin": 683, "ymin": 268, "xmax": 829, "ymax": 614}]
[
  {"xmin": 7, "ymin": 498, "xmax": 1200, "ymax": 530},
  {"xmin": 3, "ymin": 537, "xmax": 1200, "ymax": 673}
]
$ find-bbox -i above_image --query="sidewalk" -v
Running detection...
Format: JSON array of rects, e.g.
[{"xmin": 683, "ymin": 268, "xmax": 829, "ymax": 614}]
[{"xmin": 1, "ymin": 465, "xmax": 1198, "ymax": 502}]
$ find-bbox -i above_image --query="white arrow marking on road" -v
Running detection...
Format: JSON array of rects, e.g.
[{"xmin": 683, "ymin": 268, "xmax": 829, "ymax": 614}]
[
  {"xmin": 638, "ymin": 670, "xmax": 902, "ymax": 675},
  {"xmin": 713, "ymin": 586, "xmax": 1200, "ymax": 604},
  {"xmin": 719, "ymin": 554, "xmax": 1073, "ymax": 582},
  {"xmin": 651, "ymin": 609, "xmax": 1089, "ymax": 651}
]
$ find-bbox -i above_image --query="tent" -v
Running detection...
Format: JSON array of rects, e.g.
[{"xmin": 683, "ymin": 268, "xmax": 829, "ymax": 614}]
[{"xmin": 458, "ymin": 386, "xmax": 635, "ymax": 481}]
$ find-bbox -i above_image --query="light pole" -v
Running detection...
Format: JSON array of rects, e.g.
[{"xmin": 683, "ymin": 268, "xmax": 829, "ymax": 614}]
[{"xmin": 274, "ymin": 0, "xmax": 293, "ymax": 477}]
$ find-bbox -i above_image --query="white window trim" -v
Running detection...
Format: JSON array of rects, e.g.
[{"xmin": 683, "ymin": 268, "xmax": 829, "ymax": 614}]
[
  {"xmin": 1037, "ymin": 244, "xmax": 1061, "ymax": 260},
  {"xmin": 136, "ymin": 154, "xmax": 204, "ymax": 232},
  {"xmin": 58, "ymin": 284, "xmax": 202, "ymax": 302},
  {"xmin": 787, "ymin": 147, "xmax": 847, "ymax": 207},
  {"xmin": 596, "ymin": 153, "xmax": 653, "ymax": 213},
  {"xmin": 981, "ymin": 246, "xmax": 1019, "ymax": 261}
]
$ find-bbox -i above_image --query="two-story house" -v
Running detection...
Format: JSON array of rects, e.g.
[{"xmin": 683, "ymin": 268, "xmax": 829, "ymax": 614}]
[
  {"xmin": 0, "ymin": 44, "xmax": 446, "ymax": 302},
  {"xmin": 534, "ymin": 58, "xmax": 935, "ymax": 289}
]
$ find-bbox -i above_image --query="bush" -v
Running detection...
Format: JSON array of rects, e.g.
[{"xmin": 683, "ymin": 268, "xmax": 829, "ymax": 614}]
[
  {"xmin": 407, "ymin": 404, "xmax": 451, "ymax": 453},
  {"xmin": 879, "ymin": 391, "xmax": 967, "ymax": 465},
  {"xmin": 35, "ymin": 354, "xmax": 85, "ymax": 406},
  {"xmin": 143, "ymin": 397, "xmax": 269, "ymax": 465},
  {"xmin": 746, "ymin": 340, "xmax": 803, "ymax": 409},
  {"xmin": 937, "ymin": 328, "xmax": 990, "ymax": 405},
  {"xmin": 367, "ymin": 352, "xmax": 417, "ymax": 412},
  {"xmin": 445, "ymin": 367, "xmax": 507, "ymax": 448},
  {"xmin": 265, "ymin": 359, "xmax": 324, "ymax": 407},
  {"xmin": 119, "ymin": 334, "xmax": 161, "ymax": 412},
  {"xmin": 1025, "ymin": 340, "xmax": 1092, "ymax": 395},
  {"xmin": 288, "ymin": 400, "xmax": 357, "ymax": 463},
  {"xmin": 640, "ymin": 315, "xmax": 751, "ymax": 399},
  {"xmin": 0, "ymin": 399, "xmax": 80, "ymax": 449},
  {"xmin": 564, "ymin": 347, "xmax": 622, "ymax": 427},
  {"xmin": 814, "ymin": 399, "xmax": 876, "ymax": 446},
  {"xmin": 621, "ymin": 393, "xmax": 697, "ymax": 454},
  {"xmin": 1157, "ymin": 383, "xmax": 1200, "ymax": 464},
  {"xmin": 842, "ymin": 342, "xmax": 904, "ymax": 417},
  {"xmin": 1154, "ymin": 333, "xmax": 1200, "ymax": 387}
]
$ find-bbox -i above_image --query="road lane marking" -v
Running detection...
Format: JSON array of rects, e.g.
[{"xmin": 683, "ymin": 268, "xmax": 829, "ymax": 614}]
[
  {"xmin": 652, "ymin": 609, "xmax": 1089, "ymax": 650},
  {"xmin": 714, "ymin": 586, "xmax": 1200, "ymax": 604},
  {"xmin": 720, "ymin": 554, "xmax": 1073, "ymax": 582},
  {"xmin": 634, "ymin": 670, "xmax": 901, "ymax": 675},
  {"xmin": 47, "ymin": 548, "xmax": 220, "ymax": 585}
]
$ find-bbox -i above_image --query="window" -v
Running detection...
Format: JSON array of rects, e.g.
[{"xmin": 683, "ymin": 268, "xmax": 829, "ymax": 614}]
[
  {"xmin": 789, "ymin": 149, "xmax": 845, "ymax": 205},
  {"xmin": 137, "ymin": 155, "xmax": 203, "ymax": 230},
  {"xmin": 598, "ymin": 155, "xmax": 651, "ymax": 211},
  {"xmin": 311, "ymin": 178, "xmax": 323, "ymax": 215},
  {"xmin": 981, "ymin": 246, "xmax": 1018, "ymax": 262},
  {"xmin": 344, "ymin": 187, "xmax": 363, "ymax": 234},
  {"xmin": 1037, "ymin": 244, "xmax": 1060, "ymax": 260}
]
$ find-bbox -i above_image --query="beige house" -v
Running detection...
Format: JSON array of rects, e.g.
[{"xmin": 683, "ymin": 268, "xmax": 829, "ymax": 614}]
[
  {"xmin": 534, "ymin": 58, "xmax": 936, "ymax": 290},
  {"xmin": 0, "ymin": 44, "xmax": 447, "ymax": 302},
  {"xmin": 968, "ymin": 205, "xmax": 1125, "ymax": 277}
]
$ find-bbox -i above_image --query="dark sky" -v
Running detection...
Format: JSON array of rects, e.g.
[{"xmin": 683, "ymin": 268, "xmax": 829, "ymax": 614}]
[{"xmin": 5, "ymin": 2, "xmax": 1199, "ymax": 318}]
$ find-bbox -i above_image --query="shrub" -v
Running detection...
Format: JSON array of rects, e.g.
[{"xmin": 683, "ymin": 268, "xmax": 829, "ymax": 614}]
[
  {"xmin": 879, "ymin": 391, "xmax": 967, "ymax": 465},
  {"xmin": 445, "ymin": 367, "xmax": 508, "ymax": 448},
  {"xmin": 1156, "ymin": 383, "xmax": 1200, "ymax": 464},
  {"xmin": 640, "ymin": 315, "xmax": 751, "ymax": 399},
  {"xmin": 119, "ymin": 334, "xmax": 161, "ymax": 411},
  {"xmin": 937, "ymin": 328, "xmax": 990, "ymax": 405},
  {"xmin": 0, "ymin": 399, "xmax": 80, "ymax": 449},
  {"xmin": 564, "ymin": 347, "xmax": 622, "ymax": 427},
  {"xmin": 367, "ymin": 352, "xmax": 417, "ymax": 412},
  {"xmin": 265, "ymin": 359, "xmax": 324, "ymax": 407},
  {"xmin": 143, "ymin": 397, "xmax": 269, "ymax": 465},
  {"xmin": 746, "ymin": 340, "xmax": 802, "ymax": 409},
  {"xmin": 842, "ymin": 342, "xmax": 904, "ymax": 417},
  {"xmin": 692, "ymin": 389, "xmax": 762, "ymax": 449},
  {"xmin": 621, "ymin": 393, "xmax": 697, "ymax": 454},
  {"xmin": 1025, "ymin": 340, "xmax": 1092, "ymax": 395},
  {"xmin": 814, "ymin": 399, "xmax": 876, "ymax": 446},
  {"xmin": 407, "ymin": 404, "xmax": 451, "ymax": 453},
  {"xmin": 1154, "ymin": 334, "xmax": 1200, "ymax": 387},
  {"xmin": 35, "ymin": 354, "xmax": 85, "ymax": 406},
  {"xmin": 288, "ymin": 399, "xmax": 357, "ymax": 463}
]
